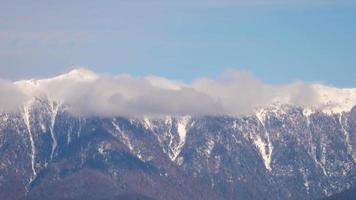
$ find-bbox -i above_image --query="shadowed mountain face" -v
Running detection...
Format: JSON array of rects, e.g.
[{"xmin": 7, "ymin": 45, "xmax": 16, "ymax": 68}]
[
  {"xmin": 0, "ymin": 99, "xmax": 355, "ymax": 200},
  {"xmin": 321, "ymin": 186, "xmax": 356, "ymax": 200}
]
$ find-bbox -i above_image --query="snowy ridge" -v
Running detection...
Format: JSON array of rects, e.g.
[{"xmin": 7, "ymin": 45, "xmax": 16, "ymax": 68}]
[
  {"xmin": 255, "ymin": 110, "xmax": 273, "ymax": 171},
  {"xmin": 140, "ymin": 116, "xmax": 191, "ymax": 161},
  {"xmin": 165, "ymin": 116, "xmax": 175, "ymax": 160},
  {"xmin": 21, "ymin": 103, "xmax": 37, "ymax": 187},
  {"xmin": 303, "ymin": 107, "xmax": 328, "ymax": 176},
  {"xmin": 14, "ymin": 69, "xmax": 97, "ymax": 97},
  {"xmin": 49, "ymin": 102, "xmax": 59, "ymax": 160},
  {"xmin": 112, "ymin": 118, "xmax": 149, "ymax": 160},
  {"xmin": 172, "ymin": 116, "xmax": 190, "ymax": 161},
  {"xmin": 112, "ymin": 119, "xmax": 134, "ymax": 152},
  {"xmin": 312, "ymin": 84, "xmax": 356, "ymax": 114},
  {"xmin": 255, "ymin": 105, "xmax": 332, "ymax": 175},
  {"xmin": 143, "ymin": 116, "xmax": 152, "ymax": 130},
  {"xmin": 307, "ymin": 122, "xmax": 328, "ymax": 176},
  {"xmin": 339, "ymin": 114, "xmax": 355, "ymax": 162},
  {"xmin": 15, "ymin": 69, "xmax": 97, "ymax": 90}
]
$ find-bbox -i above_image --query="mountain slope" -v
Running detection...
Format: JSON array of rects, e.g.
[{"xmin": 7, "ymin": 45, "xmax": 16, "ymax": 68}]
[
  {"xmin": 0, "ymin": 97, "xmax": 355, "ymax": 200},
  {"xmin": 321, "ymin": 186, "xmax": 356, "ymax": 200}
]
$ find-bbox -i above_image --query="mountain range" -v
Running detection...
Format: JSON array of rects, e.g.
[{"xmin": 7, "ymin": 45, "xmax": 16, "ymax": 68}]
[{"xmin": 0, "ymin": 70, "xmax": 355, "ymax": 200}]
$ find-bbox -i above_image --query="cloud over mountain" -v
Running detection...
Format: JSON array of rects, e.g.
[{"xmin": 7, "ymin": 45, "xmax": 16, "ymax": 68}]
[{"xmin": 0, "ymin": 68, "xmax": 355, "ymax": 117}]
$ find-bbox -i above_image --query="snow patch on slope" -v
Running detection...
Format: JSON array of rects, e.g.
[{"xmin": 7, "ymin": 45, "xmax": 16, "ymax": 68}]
[
  {"xmin": 143, "ymin": 116, "xmax": 191, "ymax": 161},
  {"xmin": 254, "ymin": 136, "xmax": 272, "ymax": 171},
  {"xmin": 339, "ymin": 114, "xmax": 355, "ymax": 162},
  {"xmin": 49, "ymin": 102, "xmax": 59, "ymax": 160},
  {"xmin": 112, "ymin": 119, "xmax": 134, "ymax": 152},
  {"xmin": 172, "ymin": 116, "xmax": 190, "ymax": 161},
  {"xmin": 21, "ymin": 103, "xmax": 37, "ymax": 187},
  {"xmin": 143, "ymin": 116, "xmax": 152, "ymax": 130},
  {"xmin": 166, "ymin": 116, "xmax": 191, "ymax": 161},
  {"xmin": 255, "ymin": 110, "xmax": 273, "ymax": 171},
  {"xmin": 177, "ymin": 116, "xmax": 190, "ymax": 149}
]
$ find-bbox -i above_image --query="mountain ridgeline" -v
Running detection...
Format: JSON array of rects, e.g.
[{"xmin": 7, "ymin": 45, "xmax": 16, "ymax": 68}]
[{"xmin": 0, "ymin": 98, "xmax": 355, "ymax": 200}]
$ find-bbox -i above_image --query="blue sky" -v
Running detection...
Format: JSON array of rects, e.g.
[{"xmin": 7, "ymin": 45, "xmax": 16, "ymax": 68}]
[{"xmin": 1, "ymin": 0, "xmax": 355, "ymax": 87}]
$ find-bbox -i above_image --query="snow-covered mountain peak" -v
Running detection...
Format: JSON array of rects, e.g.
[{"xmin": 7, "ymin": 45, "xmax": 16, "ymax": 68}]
[
  {"xmin": 312, "ymin": 84, "xmax": 356, "ymax": 114},
  {"xmin": 14, "ymin": 68, "xmax": 98, "ymax": 93},
  {"xmin": 57, "ymin": 68, "xmax": 98, "ymax": 81},
  {"xmin": 255, "ymin": 84, "xmax": 356, "ymax": 116}
]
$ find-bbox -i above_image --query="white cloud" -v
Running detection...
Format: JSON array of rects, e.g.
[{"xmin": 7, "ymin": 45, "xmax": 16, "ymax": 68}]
[
  {"xmin": 1, "ymin": 68, "xmax": 355, "ymax": 117},
  {"xmin": 191, "ymin": 69, "xmax": 320, "ymax": 115},
  {"xmin": 0, "ymin": 79, "xmax": 28, "ymax": 112}
]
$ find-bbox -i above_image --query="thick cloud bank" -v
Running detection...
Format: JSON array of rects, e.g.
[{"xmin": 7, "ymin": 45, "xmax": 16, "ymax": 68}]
[{"xmin": 1, "ymin": 68, "xmax": 356, "ymax": 117}]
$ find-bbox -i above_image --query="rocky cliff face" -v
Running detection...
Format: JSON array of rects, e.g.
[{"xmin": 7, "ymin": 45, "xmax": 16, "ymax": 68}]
[{"xmin": 0, "ymin": 99, "xmax": 355, "ymax": 200}]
